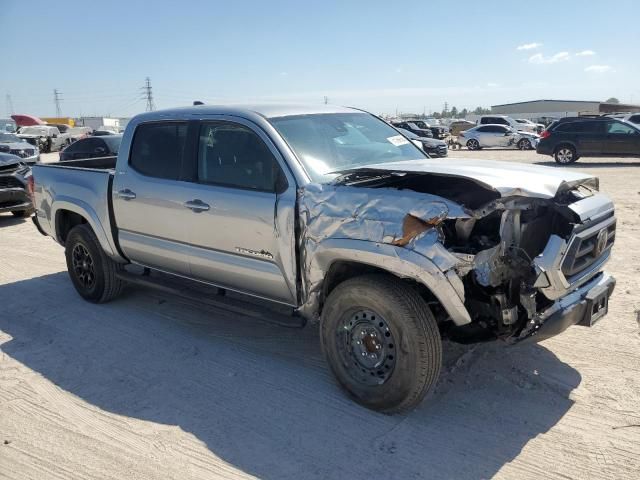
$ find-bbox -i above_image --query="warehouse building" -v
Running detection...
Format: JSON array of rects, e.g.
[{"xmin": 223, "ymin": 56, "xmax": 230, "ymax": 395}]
[{"xmin": 491, "ymin": 99, "xmax": 640, "ymax": 122}]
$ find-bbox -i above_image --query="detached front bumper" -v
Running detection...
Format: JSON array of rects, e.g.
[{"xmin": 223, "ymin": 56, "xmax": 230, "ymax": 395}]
[{"xmin": 515, "ymin": 272, "xmax": 615, "ymax": 343}]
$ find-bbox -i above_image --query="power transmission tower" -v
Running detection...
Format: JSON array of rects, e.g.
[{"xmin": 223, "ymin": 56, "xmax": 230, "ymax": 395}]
[
  {"xmin": 5, "ymin": 94, "xmax": 14, "ymax": 115},
  {"xmin": 53, "ymin": 89, "xmax": 63, "ymax": 116},
  {"xmin": 142, "ymin": 77, "xmax": 155, "ymax": 111}
]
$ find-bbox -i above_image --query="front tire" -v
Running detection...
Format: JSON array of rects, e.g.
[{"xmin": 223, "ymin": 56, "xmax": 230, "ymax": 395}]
[
  {"xmin": 321, "ymin": 275, "xmax": 442, "ymax": 413},
  {"xmin": 65, "ymin": 224, "xmax": 125, "ymax": 303},
  {"xmin": 11, "ymin": 208, "xmax": 34, "ymax": 218},
  {"xmin": 554, "ymin": 145, "xmax": 577, "ymax": 164},
  {"xmin": 466, "ymin": 138, "xmax": 480, "ymax": 150},
  {"xmin": 517, "ymin": 138, "xmax": 532, "ymax": 150}
]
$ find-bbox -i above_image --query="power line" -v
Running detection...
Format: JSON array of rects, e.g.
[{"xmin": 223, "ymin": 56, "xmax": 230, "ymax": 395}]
[
  {"xmin": 142, "ymin": 77, "xmax": 155, "ymax": 111},
  {"xmin": 5, "ymin": 94, "xmax": 14, "ymax": 115},
  {"xmin": 53, "ymin": 89, "xmax": 63, "ymax": 116}
]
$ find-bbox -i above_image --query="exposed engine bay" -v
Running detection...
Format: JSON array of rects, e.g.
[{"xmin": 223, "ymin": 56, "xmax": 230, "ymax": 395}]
[{"xmin": 299, "ymin": 168, "xmax": 615, "ymax": 344}]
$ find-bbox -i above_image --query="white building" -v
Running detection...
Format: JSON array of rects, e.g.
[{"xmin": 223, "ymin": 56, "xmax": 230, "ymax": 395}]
[{"xmin": 490, "ymin": 99, "xmax": 640, "ymax": 122}]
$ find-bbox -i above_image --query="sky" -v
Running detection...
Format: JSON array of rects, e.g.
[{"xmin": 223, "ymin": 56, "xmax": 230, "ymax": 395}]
[{"xmin": 1, "ymin": 0, "xmax": 639, "ymax": 118}]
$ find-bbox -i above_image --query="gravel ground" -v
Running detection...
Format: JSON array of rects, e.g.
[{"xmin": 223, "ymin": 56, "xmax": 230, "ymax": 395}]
[{"xmin": 1, "ymin": 149, "xmax": 639, "ymax": 480}]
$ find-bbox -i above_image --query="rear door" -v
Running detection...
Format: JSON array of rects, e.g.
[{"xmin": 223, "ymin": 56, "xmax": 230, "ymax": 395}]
[
  {"xmin": 112, "ymin": 121, "xmax": 194, "ymax": 276},
  {"xmin": 557, "ymin": 121, "xmax": 604, "ymax": 155},
  {"xmin": 179, "ymin": 119, "xmax": 297, "ymax": 305},
  {"xmin": 604, "ymin": 120, "xmax": 640, "ymax": 155}
]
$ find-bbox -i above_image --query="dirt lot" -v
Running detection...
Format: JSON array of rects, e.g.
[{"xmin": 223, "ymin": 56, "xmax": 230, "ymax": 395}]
[{"xmin": 1, "ymin": 149, "xmax": 639, "ymax": 480}]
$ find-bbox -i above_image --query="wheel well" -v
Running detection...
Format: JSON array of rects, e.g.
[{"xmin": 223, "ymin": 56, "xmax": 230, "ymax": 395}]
[
  {"xmin": 553, "ymin": 142, "xmax": 576, "ymax": 153},
  {"xmin": 56, "ymin": 210, "xmax": 88, "ymax": 245},
  {"xmin": 321, "ymin": 261, "xmax": 447, "ymax": 323}
]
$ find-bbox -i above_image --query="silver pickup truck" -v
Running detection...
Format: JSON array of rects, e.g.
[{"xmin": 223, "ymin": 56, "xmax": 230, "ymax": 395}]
[{"xmin": 31, "ymin": 105, "xmax": 616, "ymax": 413}]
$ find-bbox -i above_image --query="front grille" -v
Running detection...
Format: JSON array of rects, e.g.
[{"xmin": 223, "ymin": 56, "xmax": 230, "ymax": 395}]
[
  {"xmin": 10, "ymin": 148, "xmax": 35, "ymax": 158},
  {"xmin": 561, "ymin": 214, "xmax": 616, "ymax": 278},
  {"xmin": 0, "ymin": 176, "xmax": 23, "ymax": 189},
  {"xmin": 0, "ymin": 163, "xmax": 19, "ymax": 173}
]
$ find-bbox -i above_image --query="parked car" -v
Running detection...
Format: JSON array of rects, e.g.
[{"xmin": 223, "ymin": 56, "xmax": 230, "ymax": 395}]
[
  {"xmin": 0, "ymin": 132, "xmax": 40, "ymax": 164},
  {"xmin": 459, "ymin": 124, "xmax": 539, "ymax": 150},
  {"xmin": 17, "ymin": 125, "xmax": 71, "ymax": 152},
  {"xmin": 60, "ymin": 134, "xmax": 122, "ymax": 161},
  {"xmin": 390, "ymin": 120, "xmax": 433, "ymax": 138},
  {"xmin": 0, "ymin": 152, "xmax": 33, "ymax": 217},
  {"xmin": 622, "ymin": 113, "xmax": 640, "ymax": 126},
  {"xmin": 515, "ymin": 118, "xmax": 545, "ymax": 133},
  {"xmin": 0, "ymin": 118, "xmax": 17, "ymax": 133},
  {"xmin": 537, "ymin": 116, "xmax": 640, "ymax": 164},
  {"xmin": 91, "ymin": 125, "xmax": 119, "ymax": 136},
  {"xmin": 477, "ymin": 115, "xmax": 538, "ymax": 133},
  {"xmin": 407, "ymin": 119, "xmax": 448, "ymax": 139},
  {"xmin": 32, "ymin": 104, "xmax": 616, "ymax": 413},
  {"xmin": 448, "ymin": 120, "xmax": 475, "ymax": 136},
  {"xmin": 396, "ymin": 128, "xmax": 448, "ymax": 157}
]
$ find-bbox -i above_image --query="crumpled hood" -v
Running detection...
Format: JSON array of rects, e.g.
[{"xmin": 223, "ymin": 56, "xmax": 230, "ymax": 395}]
[
  {"xmin": 0, "ymin": 152, "xmax": 23, "ymax": 167},
  {"xmin": 346, "ymin": 158, "xmax": 597, "ymax": 199}
]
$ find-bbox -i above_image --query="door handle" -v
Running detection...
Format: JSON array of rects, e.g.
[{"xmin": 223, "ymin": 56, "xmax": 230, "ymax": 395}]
[
  {"xmin": 117, "ymin": 189, "xmax": 136, "ymax": 200},
  {"xmin": 184, "ymin": 199, "xmax": 210, "ymax": 212}
]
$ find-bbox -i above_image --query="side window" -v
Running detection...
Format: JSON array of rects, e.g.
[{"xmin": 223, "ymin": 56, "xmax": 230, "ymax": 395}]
[
  {"xmin": 82, "ymin": 138, "xmax": 103, "ymax": 151},
  {"xmin": 197, "ymin": 122, "xmax": 284, "ymax": 192},
  {"xmin": 607, "ymin": 121, "xmax": 636, "ymax": 134},
  {"xmin": 476, "ymin": 126, "xmax": 491, "ymax": 132},
  {"xmin": 480, "ymin": 117, "xmax": 490, "ymax": 124},
  {"xmin": 629, "ymin": 115, "xmax": 640, "ymax": 124},
  {"xmin": 495, "ymin": 118, "xmax": 508, "ymax": 125},
  {"xmin": 129, "ymin": 122, "xmax": 187, "ymax": 180}
]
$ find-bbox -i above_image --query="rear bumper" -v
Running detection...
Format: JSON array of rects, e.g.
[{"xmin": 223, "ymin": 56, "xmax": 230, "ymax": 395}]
[
  {"xmin": 515, "ymin": 272, "xmax": 615, "ymax": 343},
  {"xmin": 536, "ymin": 141, "xmax": 554, "ymax": 155}
]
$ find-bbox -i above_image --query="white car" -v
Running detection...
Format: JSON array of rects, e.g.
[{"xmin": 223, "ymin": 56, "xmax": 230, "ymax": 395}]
[
  {"xmin": 458, "ymin": 124, "xmax": 539, "ymax": 150},
  {"xmin": 477, "ymin": 115, "xmax": 539, "ymax": 133}
]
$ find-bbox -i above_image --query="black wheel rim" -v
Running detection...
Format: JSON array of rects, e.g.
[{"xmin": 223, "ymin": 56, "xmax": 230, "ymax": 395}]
[
  {"xmin": 336, "ymin": 309, "xmax": 397, "ymax": 386},
  {"xmin": 72, "ymin": 244, "xmax": 95, "ymax": 289}
]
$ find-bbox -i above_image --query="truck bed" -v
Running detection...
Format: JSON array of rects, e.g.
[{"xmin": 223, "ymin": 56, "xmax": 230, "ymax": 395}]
[
  {"xmin": 54, "ymin": 156, "xmax": 118, "ymax": 170},
  {"xmin": 32, "ymin": 156, "xmax": 120, "ymax": 258}
]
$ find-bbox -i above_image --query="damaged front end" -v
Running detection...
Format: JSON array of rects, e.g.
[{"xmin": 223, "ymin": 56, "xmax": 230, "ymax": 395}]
[{"xmin": 298, "ymin": 168, "xmax": 616, "ymax": 344}]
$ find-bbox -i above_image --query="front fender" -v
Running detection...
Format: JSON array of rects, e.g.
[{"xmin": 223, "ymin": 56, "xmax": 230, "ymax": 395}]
[{"xmin": 303, "ymin": 238, "xmax": 471, "ymax": 326}]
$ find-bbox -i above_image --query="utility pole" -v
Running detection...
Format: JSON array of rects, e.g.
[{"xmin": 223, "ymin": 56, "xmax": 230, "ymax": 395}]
[
  {"xmin": 53, "ymin": 89, "xmax": 63, "ymax": 116},
  {"xmin": 5, "ymin": 94, "xmax": 14, "ymax": 115},
  {"xmin": 142, "ymin": 77, "xmax": 155, "ymax": 111},
  {"xmin": 323, "ymin": 96, "xmax": 329, "ymax": 105}
]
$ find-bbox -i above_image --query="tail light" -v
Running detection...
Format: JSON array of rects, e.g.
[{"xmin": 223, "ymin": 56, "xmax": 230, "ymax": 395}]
[
  {"xmin": 27, "ymin": 174, "xmax": 35, "ymax": 204},
  {"xmin": 540, "ymin": 130, "xmax": 551, "ymax": 139}
]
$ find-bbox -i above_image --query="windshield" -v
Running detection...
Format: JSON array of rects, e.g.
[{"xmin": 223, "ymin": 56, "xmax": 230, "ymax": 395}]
[
  {"xmin": 271, "ymin": 113, "xmax": 426, "ymax": 182},
  {"xmin": 411, "ymin": 121, "xmax": 429, "ymax": 129},
  {"xmin": 0, "ymin": 133, "xmax": 23, "ymax": 143},
  {"xmin": 19, "ymin": 127, "xmax": 45, "ymax": 135}
]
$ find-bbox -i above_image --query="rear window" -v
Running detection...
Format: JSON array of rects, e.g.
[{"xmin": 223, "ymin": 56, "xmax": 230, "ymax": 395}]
[
  {"xmin": 554, "ymin": 121, "xmax": 602, "ymax": 133},
  {"xmin": 129, "ymin": 123, "xmax": 187, "ymax": 180}
]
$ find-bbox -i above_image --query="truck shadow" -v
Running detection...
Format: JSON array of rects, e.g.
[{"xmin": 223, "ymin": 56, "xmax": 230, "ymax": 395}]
[{"xmin": 0, "ymin": 272, "xmax": 581, "ymax": 480}]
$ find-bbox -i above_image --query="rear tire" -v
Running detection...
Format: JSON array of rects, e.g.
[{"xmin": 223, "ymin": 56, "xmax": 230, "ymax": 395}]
[
  {"xmin": 554, "ymin": 145, "xmax": 577, "ymax": 164},
  {"xmin": 321, "ymin": 274, "xmax": 442, "ymax": 413},
  {"xmin": 65, "ymin": 224, "xmax": 125, "ymax": 303}
]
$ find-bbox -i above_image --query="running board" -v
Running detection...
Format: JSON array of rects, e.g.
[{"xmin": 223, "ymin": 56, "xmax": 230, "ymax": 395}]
[{"xmin": 115, "ymin": 270, "xmax": 306, "ymax": 328}]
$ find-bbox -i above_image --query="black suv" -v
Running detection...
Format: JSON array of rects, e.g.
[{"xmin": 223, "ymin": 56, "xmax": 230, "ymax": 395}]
[
  {"xmin": 537, "ymin": 116, "xmax": 640, "ymax": 164},
  {"xmin": 391, "ymin": 121, "xmax": 433, "ymax": 138}
]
